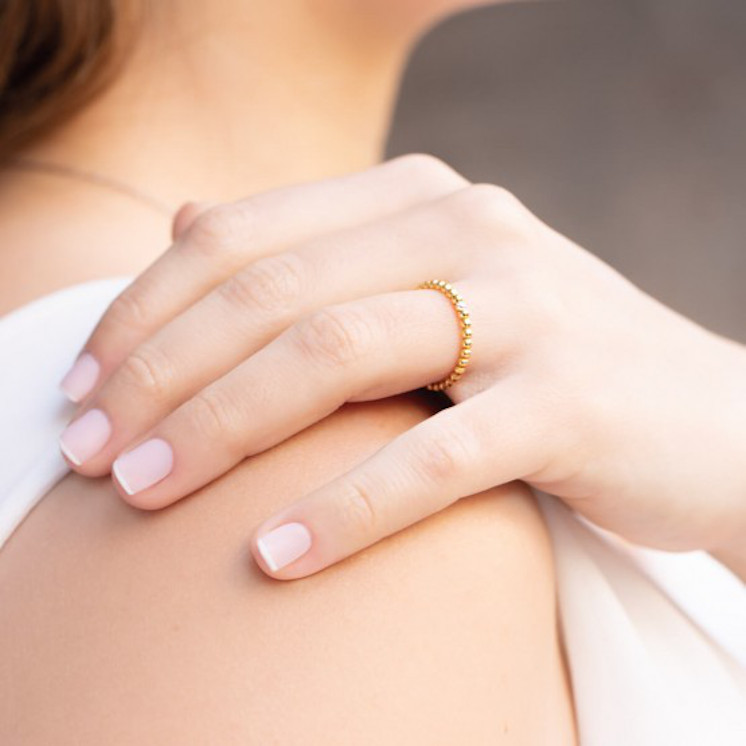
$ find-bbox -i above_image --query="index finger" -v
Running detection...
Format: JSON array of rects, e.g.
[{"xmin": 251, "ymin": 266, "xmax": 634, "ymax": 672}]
[
  {"xmin": 250, "ymin": 382, "xmax": 551, "ymax": 579},
  {"xmin": 59, "ymin": 154, "xmax": 468, "ymax": 403}
]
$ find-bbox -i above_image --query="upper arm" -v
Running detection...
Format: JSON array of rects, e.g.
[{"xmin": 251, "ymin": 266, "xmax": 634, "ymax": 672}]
[{"xmin": 0, "ymin": 392, "xmax": 576, "ymax": 745}]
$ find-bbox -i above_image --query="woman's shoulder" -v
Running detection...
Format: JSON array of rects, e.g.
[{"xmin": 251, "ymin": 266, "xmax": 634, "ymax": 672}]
[
  {"xmin": 0, "ymin": 276, "xmax": 133, "ymax": 544},
  {"xmin": 0, "ymin": 391, "xmax": 576, "ymax": 744}
]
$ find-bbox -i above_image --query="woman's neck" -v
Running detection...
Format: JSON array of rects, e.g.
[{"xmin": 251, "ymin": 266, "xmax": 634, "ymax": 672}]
[
  {"xmin": 19, "ymin": 1, "xmax": 426, "ymax": 205},
  {"xmin": 0, "ymin": 0, "xmax": 432, "ymax": 314}
]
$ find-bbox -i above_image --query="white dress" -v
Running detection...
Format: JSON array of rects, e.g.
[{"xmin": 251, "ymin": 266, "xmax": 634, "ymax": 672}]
[{"xmin": 1, "ymin": 277, "xmax": 745, "ymax": 745}]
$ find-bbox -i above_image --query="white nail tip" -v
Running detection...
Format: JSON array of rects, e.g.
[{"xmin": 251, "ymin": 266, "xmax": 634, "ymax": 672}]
[
  {"xmin": 112, "ymin": 460, "xmax": 135, "ymax": 495},
  {"xmin": 58, "ymin": 437, "xmax": 82, "ymax": 466},
  {"xmin": 59, "ymin": 383, "xmax": 84, "ymax": 403},
  {"xmin": 256, "ymin": 536, "xmax": 280, "ymax": 572}
]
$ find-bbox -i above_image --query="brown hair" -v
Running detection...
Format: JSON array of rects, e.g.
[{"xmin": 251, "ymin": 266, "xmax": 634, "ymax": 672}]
[{"xmin": 0, "ymin": 0, "xmax": 131, "ymax": 158}]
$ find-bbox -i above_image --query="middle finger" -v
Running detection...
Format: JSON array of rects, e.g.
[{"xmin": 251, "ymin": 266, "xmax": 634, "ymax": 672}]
[{"xmin": 59, "ymin": 191, "xmax": 475, "ymax": 475}]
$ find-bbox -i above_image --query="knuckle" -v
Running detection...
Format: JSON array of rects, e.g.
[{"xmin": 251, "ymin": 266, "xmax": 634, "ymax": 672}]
[
  {"xmin": 409, "ymin": 422, "xmax": 474, "ymax": 484},
  {"xmin": 516, "ymin": 271, "xmax": 559, "ymax": 320},
  {"xmin": 391, "ymin": 152, "xmax": 467, "ymax": 189},
  {"xmin": 188, "ymin": 387, "xmax": 242, "ymax": 444},
  {"xmin": 117, "ymin": 345, "xmax": 175, "ymax": 401},
  {"xmin": 449, "ymin": 182, "xmax": 524, "ymax": 230},
  {"xmin": 218, "ymin": 251, "xmax": 306, "ymax": 317},
  {"xmin": 293, "ymin": 306, "xmax": 375, "ymax": 370},
  {"xmin": 335, "ymin": 478, "xmax": 378, "ymax": 534},
  {"xmin": 106, "ymin": 288, "xmax": 152, "ymax": 332},
  {"xmin": 184, "ymin": 202, "xmax": 255, "ymax": 259}
]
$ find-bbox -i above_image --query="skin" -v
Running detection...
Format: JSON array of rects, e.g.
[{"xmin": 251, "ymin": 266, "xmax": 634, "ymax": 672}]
[
  {"xmin": 0, "ymin": 0, "xmax": 578, "ymax": 742},
  {"xmin": 0, "ymin": 0, "xmax": 742, "ymax": 736},
  {"xmin": 0, "ymin": 0, "xmax": 495, "ymax": 313},
  {"xmin": 53, "ymin": 163, "xmax": 746, "ymax": 582},
  {"xmin": 0, "ymin": 395, "xmax": 576, "ymax": 744},
  {"xmin": 13, "ymin": 5, "xmax": 741, "ymax": 580}
]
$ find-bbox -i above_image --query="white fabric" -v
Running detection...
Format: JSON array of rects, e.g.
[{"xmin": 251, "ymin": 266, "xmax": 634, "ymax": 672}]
[{"xmin": 1, "ymin": 277, "xmax": 745, "ymax": 744}]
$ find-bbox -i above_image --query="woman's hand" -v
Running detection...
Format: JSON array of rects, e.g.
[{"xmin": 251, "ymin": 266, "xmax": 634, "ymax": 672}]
[{"xmin": 57, "ymin": 153, "xmax": 746, "ymax": 579}]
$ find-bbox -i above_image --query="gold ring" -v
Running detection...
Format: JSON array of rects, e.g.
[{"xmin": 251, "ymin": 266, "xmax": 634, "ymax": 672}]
[{"xmin": 417, "ymin": 279, "xmax": 473, "ymax": 391}]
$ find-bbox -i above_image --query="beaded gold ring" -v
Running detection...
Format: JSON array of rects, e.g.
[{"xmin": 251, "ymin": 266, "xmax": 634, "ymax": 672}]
[{"xmin": 417, "ymin": 279, "xmax": 473, "ymax": 391}]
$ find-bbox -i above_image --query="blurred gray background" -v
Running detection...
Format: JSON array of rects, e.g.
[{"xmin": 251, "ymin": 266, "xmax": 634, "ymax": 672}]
[{"xmin": 387, "ymin": 0, "xmax": 746, "ymax": 342}]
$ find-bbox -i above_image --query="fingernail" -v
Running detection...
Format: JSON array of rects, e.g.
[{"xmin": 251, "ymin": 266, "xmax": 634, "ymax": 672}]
[
  {"xmin": 256, "ymin": 522, "xmax": 313, "ymax": 571},
  {"xmin": 112, "ymin": 438, "xmax": 174, "ymax": 495},
  {"xmin": 59, "ymin": 409, "xmax": 112, "ymax": 465},
  {"xmin": 60, "ymin": 353, "xmax": 100, "ymax": 402}
]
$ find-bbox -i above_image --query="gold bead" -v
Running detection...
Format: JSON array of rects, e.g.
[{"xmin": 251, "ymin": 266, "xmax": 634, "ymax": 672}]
[{"xmin": 417, "ymin": 279, "xmax": 474, "ymax": 391}]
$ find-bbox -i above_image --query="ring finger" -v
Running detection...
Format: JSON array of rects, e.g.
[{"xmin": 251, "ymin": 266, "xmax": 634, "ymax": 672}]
[{"xmin": 107, "ymin": 283, "xmax": 484, "ymax": 509}]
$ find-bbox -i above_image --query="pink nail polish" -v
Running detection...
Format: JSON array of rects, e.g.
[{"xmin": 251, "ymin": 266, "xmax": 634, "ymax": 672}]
[
  {"xmin": 112, "ymin": 438, "xmax": 174, "ymax": 495},
  {"xmin": 60, "ymin": 353, "xmax": 100, "ymax": 402},
  {"xmin": 256, "ymin": 523, "xmax": 312, "ymax": 571},
  {"xmin": 59, "ymin": 409, "xmax": 112, "ymax": 465}
]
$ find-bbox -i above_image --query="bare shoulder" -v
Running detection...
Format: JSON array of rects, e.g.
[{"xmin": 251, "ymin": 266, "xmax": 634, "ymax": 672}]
[{"xmin": 0, "ymin": 392, "xmax": 576, "ymax": 745}]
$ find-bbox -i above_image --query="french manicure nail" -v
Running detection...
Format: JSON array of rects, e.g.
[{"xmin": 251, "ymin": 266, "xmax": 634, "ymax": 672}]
[
  {"xmin": 112, "ymin": 438, "xmax": 174, "ymax": 495},
  {"xmin": 60, "ymin": 353, "xmax": 100, "ymax": 402},
  {"xmin": 59, "ymin": 409, "xmax": 112, "ymax": 465},
  {"xmin": 256, "ymin": 522, "xmax": 313, "ymax": 571}
]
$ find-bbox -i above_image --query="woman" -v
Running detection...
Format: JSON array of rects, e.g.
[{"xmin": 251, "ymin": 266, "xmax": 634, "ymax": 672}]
[{"xmin": 0, "ymin": 1, "xmax": 744, "ymax": 743}]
